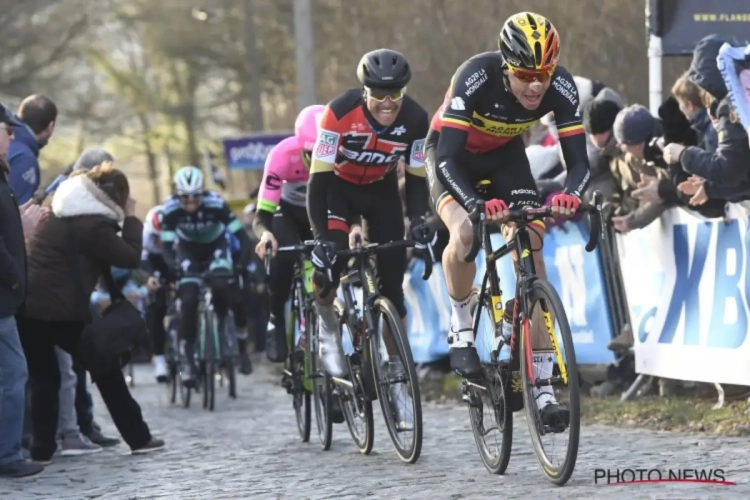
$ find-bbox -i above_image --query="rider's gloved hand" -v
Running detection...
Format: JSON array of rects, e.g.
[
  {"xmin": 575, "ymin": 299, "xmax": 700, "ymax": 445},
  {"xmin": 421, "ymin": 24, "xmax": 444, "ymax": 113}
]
[
  {"xmin": 550, "ymin": 192, "xmax": 581, "ymax": 217},
  {"xmin": 311, "ymin": 240, "xmax": 337, "ymax": 285},
  {"xmin": 484, "ymin": 199, "xmax": 510, "ymax": 222},
  {"xmin": 410, "ymin": 216, "xmax": 437, "ymax": 260}
]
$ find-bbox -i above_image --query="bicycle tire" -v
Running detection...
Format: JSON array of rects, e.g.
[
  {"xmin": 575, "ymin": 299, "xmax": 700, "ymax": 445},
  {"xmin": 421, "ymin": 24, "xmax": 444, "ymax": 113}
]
[
  {"xmin": 334, "ymin": 299, "xmax": 374, "ymax": 455},
  {"xmin": 309, "ymin": 310, "xmax": 332, "ymax": 450},
  {"xmin": 292, "ymin": 304, "xmax": 311, "ymax": 442},
  {"xmin": 468, "ymin": 295, "xmax": 513, "ymax": 475},
  {"xmin": 203, "ymin": 310, "xmax": 218, "ymax": 412},
  {"xmin": 370, "ymin": 297, "xmax": 423, "ymax": 464},
  {"xmin": 519, "ymin": 278, "xmax": 580, "ymax": 486},
  {"xmin": 168, "ymin": 361, "xmax": 178, "ymax": 404},
  {"xmin": 179, "ymin": 371, "xmax": 191, "ymax": 408}
]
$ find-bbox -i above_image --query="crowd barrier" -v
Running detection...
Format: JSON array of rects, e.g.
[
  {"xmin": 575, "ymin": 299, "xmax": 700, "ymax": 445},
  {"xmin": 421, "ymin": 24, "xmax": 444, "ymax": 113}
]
[{"xmin": 617, "ymin": 203, "xmax": 750, "ymax": 386}]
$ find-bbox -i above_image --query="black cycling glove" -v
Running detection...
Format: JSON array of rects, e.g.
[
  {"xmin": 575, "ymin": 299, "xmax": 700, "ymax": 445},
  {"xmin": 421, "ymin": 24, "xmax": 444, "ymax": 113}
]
[
  {"xmin": 410, "ymin": 217, "xmax": 437, "ymax": 260},
  {"xmin": 311, "ymin": 240, "xmax": 337, "ymax": 285}
]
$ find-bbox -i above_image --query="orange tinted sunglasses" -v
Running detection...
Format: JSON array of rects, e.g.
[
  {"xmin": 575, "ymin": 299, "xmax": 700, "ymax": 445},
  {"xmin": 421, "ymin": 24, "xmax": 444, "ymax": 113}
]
[
  {"xmin": 508, "ymin": 65, "xmax": 556, "ymax": 83},
  {"xmin": 365, "ymin": 86, "xmax": 406, "ymax": 102}
]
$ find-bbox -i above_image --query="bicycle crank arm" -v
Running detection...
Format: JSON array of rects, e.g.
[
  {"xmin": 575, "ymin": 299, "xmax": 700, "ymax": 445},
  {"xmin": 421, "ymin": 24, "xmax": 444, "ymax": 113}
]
[{"xmin": 331, "ymin": 376, "xmax": 354, "ymax": 390}]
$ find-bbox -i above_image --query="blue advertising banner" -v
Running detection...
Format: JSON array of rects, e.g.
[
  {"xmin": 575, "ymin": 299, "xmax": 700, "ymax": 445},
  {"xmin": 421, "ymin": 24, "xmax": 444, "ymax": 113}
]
[{"xmin": 222, "ymin": 133, "xmax": 292, "ymax": 169}]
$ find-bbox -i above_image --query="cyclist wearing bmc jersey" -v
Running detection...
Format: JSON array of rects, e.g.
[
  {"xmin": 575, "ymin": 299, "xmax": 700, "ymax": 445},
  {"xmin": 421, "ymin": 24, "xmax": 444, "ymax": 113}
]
[
  {"xmin": 254, "ymin": 104, "xmax": 324, "ymax": 363},
  {"xmin": 308, "ymin": 49, "xmax": 434, "ymax": 430},
  {"xmin": 425, "ymin": 12, "xmax": 591, "ymax": 427},
  {"xmin": 161, "ymin": 166, "xmax": 253, "ymax": 386}
]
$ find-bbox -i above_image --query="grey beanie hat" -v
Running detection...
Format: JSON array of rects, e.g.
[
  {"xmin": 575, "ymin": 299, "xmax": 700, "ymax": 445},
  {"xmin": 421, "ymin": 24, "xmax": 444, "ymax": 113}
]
[
  {"xmin": 613, "ymin": 105, "xmax": 655, "ymax": 145},
  {"xmin": 73, "ymin": 147, "xmax": 114, "ymax": 170}
]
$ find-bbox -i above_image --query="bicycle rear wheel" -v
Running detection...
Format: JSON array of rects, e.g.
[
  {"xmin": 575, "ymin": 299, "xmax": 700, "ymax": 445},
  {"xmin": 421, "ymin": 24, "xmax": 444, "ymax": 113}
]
[
  {"xmin": 309, "ymin": 310, "xmax": 332, "ymax": 450},
  {"xmin": 519, "ymin": 278, "xmax": 580, "ymax": 486},
  {"xmin": 467, "ymin": 293, "xmax": 512, "ymax": 475},
  {"xmin": 370, "ymin": 297, "xmax": 422, "ymax": 464},
  {"xmin": 335, "ymin": 300, "xmax": 374, "ymax": 455}
]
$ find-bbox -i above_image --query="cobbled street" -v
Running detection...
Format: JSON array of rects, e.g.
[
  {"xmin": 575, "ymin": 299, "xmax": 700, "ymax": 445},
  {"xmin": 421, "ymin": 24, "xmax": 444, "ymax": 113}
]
[{"xmin": 6, "ymin": 359, "xmax": 750, "ymax": 499}]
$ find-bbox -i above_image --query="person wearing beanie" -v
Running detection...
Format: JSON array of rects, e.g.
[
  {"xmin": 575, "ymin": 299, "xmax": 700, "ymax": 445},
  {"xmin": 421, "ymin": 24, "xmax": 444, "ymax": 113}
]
[
  {"xmin": 607, "ymin": 104, "xmax": 667, "ymax": 233},
  {"xmin": 43, "ymin": 147, "xmax": 115, "ymax": 197},
  {"xmin": 584, "ymin": 99, "xmax": 623, "ymax": 148}
]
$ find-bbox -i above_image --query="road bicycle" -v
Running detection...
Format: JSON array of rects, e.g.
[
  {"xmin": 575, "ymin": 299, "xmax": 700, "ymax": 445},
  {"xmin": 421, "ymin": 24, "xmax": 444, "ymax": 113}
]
[
  {"xmin": 460, "ymin": 191, "xmax": 603, "ymax": 486},
  {"xmin": 326, "ymin": 234, "xmax": 433, "ymax": 463},
  {"xmin": 263, "ymin": 240, "xmax": 317, "ymax": 443}
]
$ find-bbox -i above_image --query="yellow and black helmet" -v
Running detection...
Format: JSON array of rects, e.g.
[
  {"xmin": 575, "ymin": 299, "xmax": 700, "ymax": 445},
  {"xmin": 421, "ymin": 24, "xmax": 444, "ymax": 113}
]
[{"xmin": 498, "ymin": 12, "xmax": 560, "ymax": 71}]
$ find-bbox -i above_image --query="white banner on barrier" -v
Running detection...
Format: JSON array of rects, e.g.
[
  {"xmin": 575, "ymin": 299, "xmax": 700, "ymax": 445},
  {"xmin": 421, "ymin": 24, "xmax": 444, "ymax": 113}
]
[{"xmin": 617, "ymin": 205, "xmax": 750, "ymax": 386}]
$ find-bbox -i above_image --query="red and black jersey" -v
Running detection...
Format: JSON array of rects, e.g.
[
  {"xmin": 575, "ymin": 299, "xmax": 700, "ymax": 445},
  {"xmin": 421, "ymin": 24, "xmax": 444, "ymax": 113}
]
[{"xmin": 310, "ymin": 89, "xmax": 428, "ymax": 184}]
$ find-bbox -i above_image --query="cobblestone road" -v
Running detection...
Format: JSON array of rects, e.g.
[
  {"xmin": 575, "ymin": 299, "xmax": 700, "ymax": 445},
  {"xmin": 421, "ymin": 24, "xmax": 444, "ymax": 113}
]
[{"xmin": 6, "ymin": 358, "xmax": 750, "ymax": 499}]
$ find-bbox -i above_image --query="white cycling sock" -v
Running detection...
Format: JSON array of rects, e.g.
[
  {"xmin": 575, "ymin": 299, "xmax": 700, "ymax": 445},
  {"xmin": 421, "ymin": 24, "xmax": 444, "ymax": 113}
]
[
  {"xmin": 449, "ymin": 293, "xmax": 474, "ymax": 332},
  {"xmin": 532, "ymin": 351, "xmax": 556, "ymax": 408}
]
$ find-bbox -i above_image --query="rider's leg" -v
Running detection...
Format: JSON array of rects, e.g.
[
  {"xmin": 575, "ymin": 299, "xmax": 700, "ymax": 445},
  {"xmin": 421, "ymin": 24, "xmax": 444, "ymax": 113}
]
[
  {"xmin": 228, "ymin": 275, "xmax": 253, "ymax": 375},
  {"xmin": 267, "ymin": 205, "xmax": 304, "ymax": 362},
  {"xmin": 312, "ymin": 223, "xmax": 348, "ymax": 378},
  {"xmin": 426, "ymin": 141, "xmax": 483, "ymax": 377},
  {"xmin": 176, "ymin": 281, "xmax": 200, "ymax": 386},
  {"xmin": 363, "ymin": 172, "xmax": 407, "ymax": 357},
  {"xmin": 149, "ymin": 287, "xmax": 168, "ymax": 382},
  {"xmin": 365, "ymin": 173, "xmax": 414, "ymax": 430}
]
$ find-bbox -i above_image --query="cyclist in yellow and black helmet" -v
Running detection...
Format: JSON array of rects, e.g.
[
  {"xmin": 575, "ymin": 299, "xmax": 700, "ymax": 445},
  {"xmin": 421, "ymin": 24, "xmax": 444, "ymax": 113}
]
[{"xmin": 424, "ymin": 12, "xmax": 590, "ymax": 429}]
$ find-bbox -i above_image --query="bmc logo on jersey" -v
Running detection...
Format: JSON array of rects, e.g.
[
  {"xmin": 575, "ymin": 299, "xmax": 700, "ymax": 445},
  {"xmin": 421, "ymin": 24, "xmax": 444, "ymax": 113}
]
[{"xmin": 340, "ymin": 147, "xmax": 406, "ymax": 165}]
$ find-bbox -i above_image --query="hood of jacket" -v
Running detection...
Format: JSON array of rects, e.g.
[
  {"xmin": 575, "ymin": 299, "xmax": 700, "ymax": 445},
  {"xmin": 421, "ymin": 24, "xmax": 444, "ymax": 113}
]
[
  {"xmin": 52, "ymin": 175, "xmax": 124, "ymax": 222},
  {"xmin": 688, "ymin": 35, "xmax": 728, "ymax": 101},
  {"xmin": 11, "ymin": 115, "xmax": 41, "ymax": 157}
]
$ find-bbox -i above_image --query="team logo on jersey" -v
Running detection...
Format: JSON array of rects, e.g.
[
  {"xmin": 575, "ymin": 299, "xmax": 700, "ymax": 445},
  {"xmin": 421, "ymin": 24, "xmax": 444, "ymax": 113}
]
[
  {"xmin": 410, "ymin": 139, "xmax": 425, "ymax": 165},
  {"xmin": 391, "ymin": 125, "xmax": 406, "ymax": 136},
  {"xmin": 315, "ymin": 130, "xmax": 339, "ymax": 160}
]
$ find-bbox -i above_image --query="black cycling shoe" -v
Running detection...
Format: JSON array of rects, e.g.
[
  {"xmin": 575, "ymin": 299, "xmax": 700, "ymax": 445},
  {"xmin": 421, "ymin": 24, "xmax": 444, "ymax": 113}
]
[
  {"xmin": 239, "ymin": 352, "xmax": 253, "ymax": 375},
  {"xmin": 265, "ymin": 322, "xmax": 288, "ymax": 363},
  {"xmin": 449, "ymin": 346, "xmax": 482, "ymax": 380},
  {"xmin": 540, "ymin": 401, "xmax": 570, "ymax": 431}
]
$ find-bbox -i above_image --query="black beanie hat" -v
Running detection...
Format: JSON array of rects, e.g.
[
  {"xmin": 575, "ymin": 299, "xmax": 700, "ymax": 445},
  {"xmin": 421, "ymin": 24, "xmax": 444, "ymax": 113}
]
[
  {"xmin": 583, "ymin": 99, "xmax": 623, "ymax": 135},
  {"xmin": 658, "ymin": 96, "xmax": 698, "ymax": 146}
]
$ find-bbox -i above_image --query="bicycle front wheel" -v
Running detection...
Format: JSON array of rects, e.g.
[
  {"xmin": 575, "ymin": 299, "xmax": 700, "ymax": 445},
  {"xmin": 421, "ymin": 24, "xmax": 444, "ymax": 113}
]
[
  {"xmin": 309, "ymin": 310, "xmax": 332, "ymax": 450},
  {"xmin": 370, "ymin": 297, "xmax": 423, "ymax": 464},
  {"xmin": 335, "ymin": 300, "xmax": 374, "ymax": 455},
  {"xmin": 519, "ymin": 278, "xmax": 580, "ymax": 486},
  {"xmin": 202, "ymin": 310, "xmax": 218, "ymax": 412},
  {"xmin": 468, "ymin": 293, "xmax": 512, "ymax": 475}
]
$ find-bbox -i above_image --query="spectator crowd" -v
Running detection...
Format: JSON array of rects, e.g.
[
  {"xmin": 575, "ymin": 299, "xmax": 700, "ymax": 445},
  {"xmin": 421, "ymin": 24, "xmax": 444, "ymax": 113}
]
[{"xmin": 1, "ymin": 32, "xmax": 750, "ymax": 479}]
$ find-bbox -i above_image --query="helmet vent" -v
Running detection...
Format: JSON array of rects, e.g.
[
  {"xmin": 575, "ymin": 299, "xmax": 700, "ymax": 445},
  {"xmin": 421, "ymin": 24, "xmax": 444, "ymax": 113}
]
[{"xmin": 526, "ymin": 13, "xmax": 537, "ymax": 30}]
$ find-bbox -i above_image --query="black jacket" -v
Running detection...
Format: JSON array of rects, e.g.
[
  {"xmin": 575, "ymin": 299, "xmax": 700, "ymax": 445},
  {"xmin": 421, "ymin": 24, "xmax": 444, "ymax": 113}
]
[
  {"xmin": 681, "ymin": 35, "xmax": 750, "ymax": 200},
  {"xmin": 0, "ymin": 171, "xmax": 27, "ymax": 317}
]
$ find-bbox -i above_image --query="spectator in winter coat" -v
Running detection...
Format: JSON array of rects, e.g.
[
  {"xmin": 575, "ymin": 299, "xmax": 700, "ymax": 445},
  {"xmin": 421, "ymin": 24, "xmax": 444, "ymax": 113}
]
[
  {"xmin": 672, "ymin": 71, "xmax": 719, "ymax": 153},
  {"xmin": 664, "ymin": 35, "xmax": 750, "ymax": 203},
  {"xmin": 7, "ymin": 96, "xmax": 57, "ymax": 204},
  {"xmin": 610, "ymin": 105, "xmax": 668, "ymax": 233},
  {"xmin": 16, "ymin": 164, "xmax": 164, "ymax": 462},
  {"xmin": 652, "ymin": 96, "xmax": 725, "ymax": 218},
  {"xmin": 0, "ymin": 105, "xmax": 47, "ymax": 478}
]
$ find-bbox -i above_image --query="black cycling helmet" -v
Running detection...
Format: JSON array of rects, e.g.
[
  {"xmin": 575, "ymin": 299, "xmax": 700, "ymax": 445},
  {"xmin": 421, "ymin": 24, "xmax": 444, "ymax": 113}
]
[{"xmin": 356, "ymin": 49, "xmax": 411, "ymax": 90}]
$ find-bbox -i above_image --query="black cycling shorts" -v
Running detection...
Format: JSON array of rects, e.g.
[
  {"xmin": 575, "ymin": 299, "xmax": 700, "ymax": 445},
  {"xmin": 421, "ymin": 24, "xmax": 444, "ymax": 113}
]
[
  {"xmin": 322, "ymin": 170, "xmax": 408, "ymax": 317},
  {"xmin": 424, "ymin": 132, "xmax": 542, "ymax": 216}
]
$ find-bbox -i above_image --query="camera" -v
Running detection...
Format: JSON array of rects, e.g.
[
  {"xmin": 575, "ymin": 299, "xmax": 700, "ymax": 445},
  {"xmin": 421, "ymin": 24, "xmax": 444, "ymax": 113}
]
[{"xmin": 643, "ymin": 136, "xmax": 665, "ymax": 167}]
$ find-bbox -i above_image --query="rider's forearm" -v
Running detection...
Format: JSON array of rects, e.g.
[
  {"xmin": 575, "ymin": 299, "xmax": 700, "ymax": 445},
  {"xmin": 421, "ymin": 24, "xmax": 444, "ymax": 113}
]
[
  {"xmin": 252, "ymin": 209, "xmax": 274, "ymax": 238},
  {"xmin": 162, "ymin": 242, "xmax": 177, "ymax": 270},
  {"xmin": 307, "ymin": 171, "xmax": 332, "ymax": 240},
  {"xmin": 232, "ymin": 228, "xmax": 253, "ymax": 267},
  {"xmin": 405, "ymin": 171, "xmax": 429, "ymax": 219}
]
